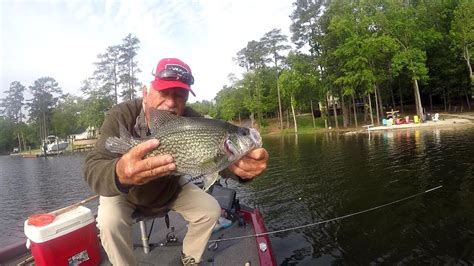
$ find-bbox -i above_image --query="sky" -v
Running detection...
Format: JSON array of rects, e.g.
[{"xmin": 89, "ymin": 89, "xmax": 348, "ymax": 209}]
[{"xmin": 0, "ymin": 0, "xmax": 295, "ymax": 103}]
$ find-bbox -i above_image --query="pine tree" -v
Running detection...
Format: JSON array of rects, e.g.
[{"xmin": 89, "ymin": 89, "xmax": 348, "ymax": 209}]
[
  {"xmin": 118, "ymin": 33, "xmax": 141, "ymax": 101},
  {"xmin": 0, "ymin": 81, "xmax": 26, "ymax": 123}
]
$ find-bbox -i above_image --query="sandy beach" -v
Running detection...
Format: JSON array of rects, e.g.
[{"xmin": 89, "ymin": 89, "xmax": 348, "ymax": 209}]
[{"xmin": 366, "ymin": 113, "xmax": 474, "ymax": 131}]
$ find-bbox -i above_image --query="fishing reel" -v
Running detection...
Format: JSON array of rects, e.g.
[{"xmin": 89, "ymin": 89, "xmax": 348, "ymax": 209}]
[{"xmin": 166, "ymin": 226, "xmax": 178, "ymax": 243}]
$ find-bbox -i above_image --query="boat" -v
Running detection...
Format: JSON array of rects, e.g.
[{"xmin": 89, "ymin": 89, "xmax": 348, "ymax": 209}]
[
  {"xmin": 0, "ymin": 184, "xmax": 276, "ymax": 265},
  {"xmin": 9, "ymin": 147, "xmax": 22, "ymax": 156},
  {"xmin": 43, "ymin": 135, "xmax": 68, "ymax": 155}
]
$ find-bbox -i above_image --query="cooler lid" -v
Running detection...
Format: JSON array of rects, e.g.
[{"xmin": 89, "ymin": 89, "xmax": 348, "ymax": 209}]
[{"xmin": 24, "ymin": 206, "xmax": 95, "ymax": 243}]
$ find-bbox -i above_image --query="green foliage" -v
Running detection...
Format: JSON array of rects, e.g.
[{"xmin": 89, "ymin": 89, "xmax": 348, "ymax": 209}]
[
  {"xmin": 0, "ymin": 118, "xmax": 39, "ymax": 153},
  {"xmin": 79, "ymin": 78, "xmax": 114, "ymax": 129},
  {"xmin": 234, "ymin": 40, "xmax": 269, "ymax": 70},
  {"xmin": 51, "ymin": 95, "xmax": 84, "ymax": 137},
  {"xmin": 239, "ymin": 71, "xmax": 262, "ymax": 124},
  {"xmin": 296, "ymin": 114, "xmax": 325, "ymax": 129},
  {"xmin": 93, "ymin": 33, "xmax": 141, "ymax": 104},
  {"xmin": 0, "ymin": 33, "xmax": 144, "ymax": 152},
  {"xmin": 80, "ymin": 97, "xmax": 114, "ymax": 130},
  {"xmin": 449, "ymin": 0, "xmax": 474, "ymax": 51},
  {"xmin": 1, "ymin": 2, "xmax": 472, "ymax": 145},
  {"xmin": 188, "ymin": 100, "xmax": 216, "ymax": 117},
  {"xmin": 261, "ymin": 28, "xmax": 291, "ymax": 68},
  {"xmin": 0, "ymin": 81, "xmax": 26, "ymax": 123},
  {"xmin": 214, "ymin": 85, "xmax": 244, "ymax": 121},
  {"xmin": 0, "ymin": 117, "xmax": 15, "ymax": 153},
  {"xmin": 449, "ymin": 0, "xmax": 474, "ymax": 81},
  {"xmin": 290, "ymin": 0, "xmax": 325, "ymax": 54},
  {"xmin": 94, "ymin": 45, "xmax": 121, "ymax": 104},
  {"xmin": 119, "ymin": 34, "xmax": 141, "ymax": 101},
  {"xmin": 28, "ymin": 77, "xmax": 62, "ymax": 128},
  {"xmin": 391, "ymin": 48, "xmax": 429, "ymax": 81},
  {"xmin": 279, "ymin": 52, "xmax": 320, "ymax": 107},
  {"xmin": 380, "ymin": 1, "xmax": 442, "ymax": 80},
  {"xmin": 207, "ymin": 0, "xmax": 466, "ymax": 131}
]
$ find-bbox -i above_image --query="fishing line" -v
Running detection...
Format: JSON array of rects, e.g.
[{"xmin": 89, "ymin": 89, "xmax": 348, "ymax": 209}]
[{"xmin": 208, "ymin": 185, "xmax": 443, "ymax": 243}]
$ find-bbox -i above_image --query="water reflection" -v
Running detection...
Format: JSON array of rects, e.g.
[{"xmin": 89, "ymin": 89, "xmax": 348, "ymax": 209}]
[
  {"xmin": 246, "ymin": 126, "xmax": 474, "ymax": 264},
  {"xmin": 0, "ymin": 154, "xmax": 93, "ymax": 246},
  {"xmin": 1, "ymin": 127, "xmax": 473, "ymax": 264}
]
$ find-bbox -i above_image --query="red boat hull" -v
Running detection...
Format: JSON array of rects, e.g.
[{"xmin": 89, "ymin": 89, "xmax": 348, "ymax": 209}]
[{"xmin": 240, "ymin": 207, "xmax": 277, "ymax": 266}]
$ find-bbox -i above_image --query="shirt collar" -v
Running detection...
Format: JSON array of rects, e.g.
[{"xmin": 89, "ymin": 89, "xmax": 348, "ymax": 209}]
[{"xmin": 134, "ymin": 107, "xmax": 149, "ymax": 137}]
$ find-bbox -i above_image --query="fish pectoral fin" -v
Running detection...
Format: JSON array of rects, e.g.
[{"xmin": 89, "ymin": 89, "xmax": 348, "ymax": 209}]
[
  {"xmin": 202, "ymin": 172, "xmax": 220, "ymax": 192},
  {"xmin": 199, "ymin": 157, "xmax": 218, "ymax": 170},
  {"xmin": 105, "ymin": 136, "xmax": 132, "ymax": 154}
]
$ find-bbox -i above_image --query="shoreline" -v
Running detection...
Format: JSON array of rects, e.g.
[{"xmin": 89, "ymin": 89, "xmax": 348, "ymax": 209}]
[
  {"xmin": 366, "ymin": 118, "xmax": 472, "ymax": 132},
  {"xmin": 262, "ymin": 112, "xmax": 474, "ymax": 136}
]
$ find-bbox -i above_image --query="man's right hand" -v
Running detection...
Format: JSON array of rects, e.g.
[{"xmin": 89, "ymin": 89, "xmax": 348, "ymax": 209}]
[{"xmin": 115, "ymin": 139, "xmax": 176, "ymax": 186}]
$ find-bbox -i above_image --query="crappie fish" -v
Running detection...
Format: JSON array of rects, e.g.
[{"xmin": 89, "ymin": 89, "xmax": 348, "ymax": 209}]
[{"xmin": 105, "ymin": 109, "xmax": 262, "ymax": 191}]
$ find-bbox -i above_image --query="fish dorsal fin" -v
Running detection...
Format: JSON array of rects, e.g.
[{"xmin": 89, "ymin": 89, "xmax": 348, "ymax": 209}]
[{"xmin": 148, "ymin": 108, "xmax": 181, "ymax": 134}]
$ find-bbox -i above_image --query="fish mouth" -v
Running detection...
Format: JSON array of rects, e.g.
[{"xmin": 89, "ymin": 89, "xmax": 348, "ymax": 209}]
[
  {"xmin": 224, "ymin": 139, "xmax": 237, "ymax": 160},
  {"xmin": 224, "ymin": 128, "xmax": 262, "ymax": 162}
]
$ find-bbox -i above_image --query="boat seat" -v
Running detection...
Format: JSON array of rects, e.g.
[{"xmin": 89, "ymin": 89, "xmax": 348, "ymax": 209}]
[{"xmin": 132, "ymin": 209, "xmax": 171, "ymax": 254}]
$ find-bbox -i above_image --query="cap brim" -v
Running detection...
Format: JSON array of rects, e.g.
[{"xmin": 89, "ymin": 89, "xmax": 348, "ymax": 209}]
[{"xmin": 151, "ymin": 80, "xmax": 195, "ymax": 96}]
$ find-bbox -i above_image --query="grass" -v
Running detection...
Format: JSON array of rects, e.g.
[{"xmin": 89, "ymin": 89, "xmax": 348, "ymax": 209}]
[{"xmin": 260, "ymin": 113, "xmax": 374, "ymax": 135}]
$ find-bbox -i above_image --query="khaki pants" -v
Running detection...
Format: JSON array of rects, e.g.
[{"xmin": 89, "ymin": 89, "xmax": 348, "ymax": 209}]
[{"xmin": 97, "ymin": 180, "xmax": 221, "ymax": 265}]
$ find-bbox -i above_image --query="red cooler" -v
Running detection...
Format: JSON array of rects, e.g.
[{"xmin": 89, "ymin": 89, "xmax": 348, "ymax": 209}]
[{"xmin": 24, "ymin": 206, "xmax": 100, "ymax": 266}]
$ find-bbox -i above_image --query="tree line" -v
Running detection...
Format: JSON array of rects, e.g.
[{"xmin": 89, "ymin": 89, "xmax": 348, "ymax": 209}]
[
  {"xmin": 190, "ymin": 0, "xmax": 473, "ymax": 132},
  {"xmin": 1, "ymin": 1, "xmax": 473, "ymax": 153},
  {"xmin": 0, "ymin": 34, "xmax": 140, "ymax": 154}
]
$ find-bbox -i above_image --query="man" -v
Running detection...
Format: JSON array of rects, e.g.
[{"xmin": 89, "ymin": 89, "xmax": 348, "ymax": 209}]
[{"xmin": 84, "ymin": 58, "xmax": 269, "ymax": 265}]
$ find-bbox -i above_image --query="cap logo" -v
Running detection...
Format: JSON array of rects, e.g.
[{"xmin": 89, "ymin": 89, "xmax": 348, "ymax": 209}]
[{"xmin": 165, "ymin": 64, "xmax": 188, "ymax": 75}]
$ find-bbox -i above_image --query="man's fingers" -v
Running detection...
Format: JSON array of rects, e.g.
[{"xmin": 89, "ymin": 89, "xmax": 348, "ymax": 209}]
[
  {"xmin": 245, "ymin": 148, "xmax": 269, "ymax": 160},
  {"xmin": 135, "ymin": 164, "xmax": 176, "ymax": 181},
  {"xmin": 129, "ymin": 139, "xmax": 160, "ymax": 159},
  {"xmin": 228, "ymin": 164, "xmax": 254, "ymax": 179},
  {"xmin": 228, "ymin": 148, "xmax": 269, "ymax": 180},
  {"xmin": 133, "ymin": 155, "xmax": 175, "ymax": 173},
  {"xmin": 232, "ymin": 159, "xmax": 258, "ymax": 172}
]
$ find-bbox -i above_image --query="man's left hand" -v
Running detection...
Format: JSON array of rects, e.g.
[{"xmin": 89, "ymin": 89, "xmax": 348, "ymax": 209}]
[{"xmin": 228, "ymin": 148, "xmax": 269, "ymax": 180}]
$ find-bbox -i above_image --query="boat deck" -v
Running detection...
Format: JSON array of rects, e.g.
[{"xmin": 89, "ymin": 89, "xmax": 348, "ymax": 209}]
[
  {"xmin": 108, "ymin": 210, "xmax": 260, "ymax": 265},
  {"xmin": 7, "ymin": 208, "xmax": 263, "ymax": 266}
]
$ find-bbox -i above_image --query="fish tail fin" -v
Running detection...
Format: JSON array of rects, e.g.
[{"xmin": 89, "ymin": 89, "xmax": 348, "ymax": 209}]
[{"xmin": 105, "ymin": 123, "xmax": 134, "ymax": 154}]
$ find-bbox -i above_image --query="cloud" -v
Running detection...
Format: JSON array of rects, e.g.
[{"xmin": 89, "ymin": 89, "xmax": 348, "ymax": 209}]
[{"xmin": 1, "ymin": 0, "xmax": 294, "ymax": 102}]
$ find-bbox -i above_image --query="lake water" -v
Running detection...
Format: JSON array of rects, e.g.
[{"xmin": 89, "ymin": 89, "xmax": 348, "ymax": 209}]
[{"xmin": 1, "ymin": 126, "xmax": 473, "ymax": 264}]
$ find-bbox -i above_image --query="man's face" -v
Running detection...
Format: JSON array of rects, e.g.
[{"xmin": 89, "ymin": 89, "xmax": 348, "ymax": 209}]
[{"xmin": 143, "ymin": 87, "xmax": 189, "ymax": 121}]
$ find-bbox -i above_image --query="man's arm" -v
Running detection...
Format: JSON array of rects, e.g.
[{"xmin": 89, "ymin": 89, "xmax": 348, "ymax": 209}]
[{"xmin": 84, "ymin": 111, "xmax": 124, "ymax": 196}]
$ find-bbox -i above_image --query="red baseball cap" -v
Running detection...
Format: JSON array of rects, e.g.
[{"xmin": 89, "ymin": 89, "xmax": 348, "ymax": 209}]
[{"xmin": 151, "ymin": 58, "xmax": 196, "ymax": 96}]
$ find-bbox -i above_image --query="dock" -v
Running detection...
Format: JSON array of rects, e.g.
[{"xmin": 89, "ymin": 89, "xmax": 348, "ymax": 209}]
[
  {"xmin": 72, "ymin": 138, "xmax": 97, "ymax": 152},
  {"xmin": 22, "ymin": 154, "xmax": 38, "ymax": 158}
]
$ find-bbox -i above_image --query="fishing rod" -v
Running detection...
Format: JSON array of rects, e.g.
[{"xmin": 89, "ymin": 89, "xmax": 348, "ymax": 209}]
[
  {"xmin": 51, "ymin": 194, "xmax": 99, "ymax": 216},
  {"xmin": 27, "ymin": 195, "xmax": 99, "ymax": 226},
  {"xmin": 208, "ymin": 185, "xmax": 443, "ymax": 243}
]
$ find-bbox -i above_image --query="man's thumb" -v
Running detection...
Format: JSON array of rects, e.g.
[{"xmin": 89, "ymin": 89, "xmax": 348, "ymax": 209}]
[{"xmin": 130, "ymin": 139, "xmax": 159, "ymax": 158}]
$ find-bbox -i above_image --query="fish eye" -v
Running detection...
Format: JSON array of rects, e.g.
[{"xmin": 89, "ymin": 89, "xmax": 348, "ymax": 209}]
[{"xmin": 238, "ymin": 128, "xmax": 248, "ymax": 136}]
